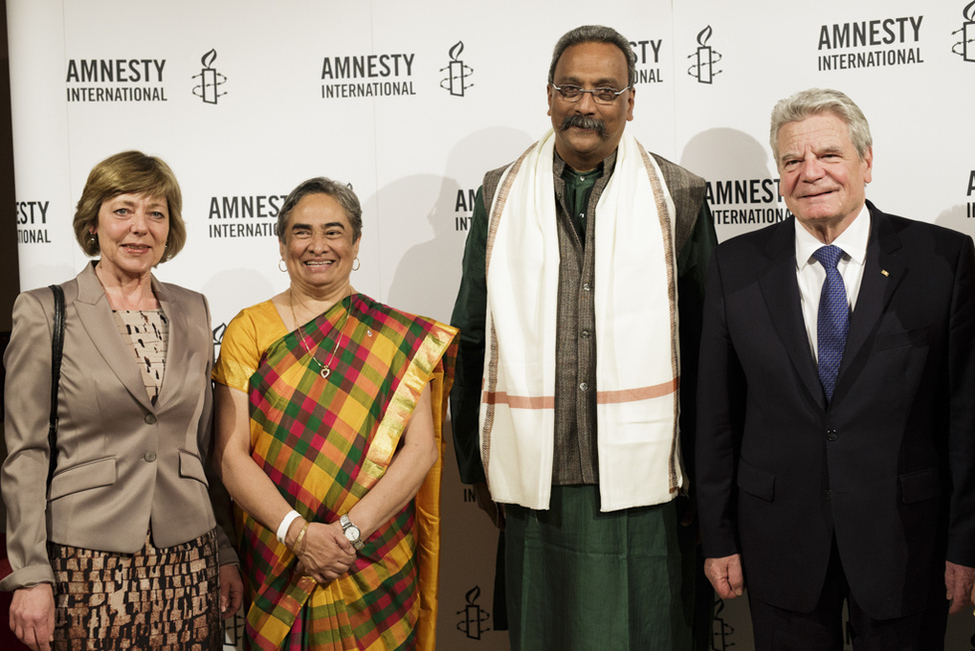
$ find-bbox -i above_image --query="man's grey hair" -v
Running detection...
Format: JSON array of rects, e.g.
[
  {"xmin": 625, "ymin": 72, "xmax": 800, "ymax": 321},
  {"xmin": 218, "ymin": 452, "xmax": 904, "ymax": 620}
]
[
  {"xmin": 769, "ymin": 88, "xmax": 873, "ymax": 161},
  {"xmin": 548, "ymin": 25, "xmax": 637, "ymax": 88},
  {"xmin": 276, "ymin": 177, "xmax": 363, "ymax": 243}
]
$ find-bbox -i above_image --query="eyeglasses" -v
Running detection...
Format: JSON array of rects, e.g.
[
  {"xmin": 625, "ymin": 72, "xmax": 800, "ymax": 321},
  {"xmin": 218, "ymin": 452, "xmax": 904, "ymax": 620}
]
[{"xmin": 550, "ymin": 83, "xmax": 631, "ymax": 104}]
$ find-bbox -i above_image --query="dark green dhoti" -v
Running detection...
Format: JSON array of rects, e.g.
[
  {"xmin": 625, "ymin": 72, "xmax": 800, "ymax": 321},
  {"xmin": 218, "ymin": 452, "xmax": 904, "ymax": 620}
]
[{"xmin": 504, "ymin": 485, "xmax": 694, "ymax": 651}]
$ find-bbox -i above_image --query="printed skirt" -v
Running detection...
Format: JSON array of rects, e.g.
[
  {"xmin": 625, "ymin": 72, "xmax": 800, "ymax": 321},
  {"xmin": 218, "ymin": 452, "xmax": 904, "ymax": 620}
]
[{"xmin": 49, "ymin": 528, "xmax": 222, "ymax": 651}]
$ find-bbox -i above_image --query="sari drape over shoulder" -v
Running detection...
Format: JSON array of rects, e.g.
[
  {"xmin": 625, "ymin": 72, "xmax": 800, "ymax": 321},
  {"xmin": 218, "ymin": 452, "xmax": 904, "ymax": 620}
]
[{"xmin": 213, "ymin": 294, "xmax": 457, "ymax": 650}]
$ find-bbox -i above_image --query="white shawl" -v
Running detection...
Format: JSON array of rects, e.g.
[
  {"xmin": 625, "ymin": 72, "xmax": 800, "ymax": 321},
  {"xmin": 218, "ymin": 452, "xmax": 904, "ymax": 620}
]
[{"xmin": 480, "ymin": 130, "xmax": 683, "ymax": 512}]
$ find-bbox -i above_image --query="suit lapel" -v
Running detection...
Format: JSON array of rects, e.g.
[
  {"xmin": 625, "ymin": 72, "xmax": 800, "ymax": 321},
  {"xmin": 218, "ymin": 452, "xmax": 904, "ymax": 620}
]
[
  {"xmin": 835, "ymin": 205, "xmax": 904, "ymax": 395},
  {"xmin": 758, "ymin": 219, "xmax": 824, "ymax": 405},
  {"xmin": 154, "ymin": 277, "xmax": 189, "ymax": 410},
  {"xmin": 74, "ymin": 263, "xmax": 154, "ymax": 413}
]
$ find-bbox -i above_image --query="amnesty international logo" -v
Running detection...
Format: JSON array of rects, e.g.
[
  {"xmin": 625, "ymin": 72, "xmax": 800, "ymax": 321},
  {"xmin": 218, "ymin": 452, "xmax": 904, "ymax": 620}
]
[
  {"xmin": 321, "ymin": 52, "xmax": 416, "ymax": 98},
  {"xmin": 16, "ymin": 200, "xmax": 52, "ymax": 244},
  {"xmin": 65, "ymin": 58, "xmax": 167, "ymax": 102},
  {"xmin": 440, "ymin": 41, "xmax": 474, "ymax": 96},
  {"xmin": 711, "ymin": 598, "xmax": 736, "ymax": 649},
  {"xmin": 967, "ymin": 170, "xmax": 975, "ymax": 219},
  {"xmin": 687, "ymin": 26, "xmax": 723, "ymax": 84},
  {"xmin": 213, "ymin": 323, "xmax": 226, "ymax": 356},
  {"xmin": 192, "ymin": 49, "xmax": 227, "ymax": 104},
  {"xmin": 952, "ymin": 1, "xmax": 975, "ymax": 61},
  {"xmin": 222, "ymin": 611, "xmax": 244, "ymax": 648},
  {"xmin": 817, "ymin": 16, "xmax": 923, "ymax": 70},
  {"xmin": 456, "ymin": 585, "xmax": 491, "ymax": 639}
]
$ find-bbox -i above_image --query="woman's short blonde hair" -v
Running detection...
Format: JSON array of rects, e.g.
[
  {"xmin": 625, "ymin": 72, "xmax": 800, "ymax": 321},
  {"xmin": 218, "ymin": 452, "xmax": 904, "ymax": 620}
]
[{"xmin": 73, "ymin": 151, "xmax": 186, "ymax": 262}]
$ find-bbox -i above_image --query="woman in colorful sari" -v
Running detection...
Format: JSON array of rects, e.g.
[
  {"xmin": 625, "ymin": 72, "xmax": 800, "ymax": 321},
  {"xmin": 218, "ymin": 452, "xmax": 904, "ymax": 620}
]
[{"xmin": 212, "ymin": 177, "xmax": 456, "ymax": 650}]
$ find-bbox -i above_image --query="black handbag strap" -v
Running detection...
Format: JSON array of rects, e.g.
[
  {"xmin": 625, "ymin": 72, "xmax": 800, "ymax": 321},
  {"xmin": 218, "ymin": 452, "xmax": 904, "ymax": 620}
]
[{"xmin": 48, "ymin": 284, "xmax": 65, "ymax": 485}]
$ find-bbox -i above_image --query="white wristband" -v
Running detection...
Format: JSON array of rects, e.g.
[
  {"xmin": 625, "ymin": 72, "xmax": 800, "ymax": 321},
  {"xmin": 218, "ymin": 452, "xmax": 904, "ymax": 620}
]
[{"xmin": 276, "ymin": 510, "xmax": 301, "ymax": 544}]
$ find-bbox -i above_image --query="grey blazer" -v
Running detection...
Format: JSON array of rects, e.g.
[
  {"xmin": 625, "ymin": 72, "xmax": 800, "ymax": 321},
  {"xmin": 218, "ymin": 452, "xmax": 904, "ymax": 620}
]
[{"xmin": 1, "ymin": 262, "xmax": 236, "ymax": 590}]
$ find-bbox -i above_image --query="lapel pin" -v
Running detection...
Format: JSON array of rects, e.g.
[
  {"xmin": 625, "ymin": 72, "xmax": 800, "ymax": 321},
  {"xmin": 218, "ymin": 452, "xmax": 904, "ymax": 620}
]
[{"xmin": 881, "ymin": 269, "xmax": 889, "ymax": 277}]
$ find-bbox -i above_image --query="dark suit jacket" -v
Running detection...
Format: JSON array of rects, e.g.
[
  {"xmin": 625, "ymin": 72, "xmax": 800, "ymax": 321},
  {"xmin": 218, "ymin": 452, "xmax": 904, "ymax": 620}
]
[
  {"xmin": 695, "ymin": 202, "xmax": 975, "ymax": 619},
  {"xmin": 1, "ymin": 262, "xmax": 237, "ymax": 590}
]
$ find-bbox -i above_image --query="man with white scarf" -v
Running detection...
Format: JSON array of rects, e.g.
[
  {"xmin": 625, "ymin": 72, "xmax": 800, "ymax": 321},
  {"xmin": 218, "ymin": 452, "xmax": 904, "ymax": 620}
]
[{"xmin": 451, "ymin": 25, "xmax": 717, "ymax": 650}]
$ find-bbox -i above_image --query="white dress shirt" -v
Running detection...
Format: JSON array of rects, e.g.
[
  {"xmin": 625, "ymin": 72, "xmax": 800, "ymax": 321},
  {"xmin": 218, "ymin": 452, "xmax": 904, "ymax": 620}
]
[{"xmin": 795, "ymin": 203, "xmax": 870, "ymax": 363}]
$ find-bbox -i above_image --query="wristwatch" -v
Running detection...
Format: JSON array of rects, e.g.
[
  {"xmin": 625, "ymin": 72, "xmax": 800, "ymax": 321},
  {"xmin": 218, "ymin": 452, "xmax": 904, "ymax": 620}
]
[{"xmin": 340, "ymin": 514, "xmax": 364, "ymax": 550}]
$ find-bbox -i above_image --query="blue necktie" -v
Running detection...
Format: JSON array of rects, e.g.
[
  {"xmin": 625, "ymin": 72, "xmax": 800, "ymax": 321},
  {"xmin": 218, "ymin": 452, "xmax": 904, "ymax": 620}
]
[{"xmin": 812, "ymin": 245, "xmax": 848, "ymax": 401}]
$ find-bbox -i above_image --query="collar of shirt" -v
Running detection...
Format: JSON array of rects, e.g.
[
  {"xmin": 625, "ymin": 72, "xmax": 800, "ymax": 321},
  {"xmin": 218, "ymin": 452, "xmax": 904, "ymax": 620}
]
[
  {"xmin": 794, "ymin": 202, "xmax": 870, "ymax": 273},
  {"xmin": 561, "ymin": 162, "xmax": 604, "ymax": 185},
  {"xmin": 553, "ymin": 148, "xmax": 617, "ymax": 178}
]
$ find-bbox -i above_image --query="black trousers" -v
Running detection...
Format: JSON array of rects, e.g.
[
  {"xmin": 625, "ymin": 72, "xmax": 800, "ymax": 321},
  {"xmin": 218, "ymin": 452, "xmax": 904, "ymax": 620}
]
[{"xmin": 747, "ymin": 539, "xmax": 948, "ymax": 651}]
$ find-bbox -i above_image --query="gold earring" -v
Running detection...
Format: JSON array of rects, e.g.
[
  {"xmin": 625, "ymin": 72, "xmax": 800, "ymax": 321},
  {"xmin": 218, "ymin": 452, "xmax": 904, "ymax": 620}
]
[
  {"xmin": 278, "ymin": 259, "xmax": 288, "ymax": 272},
  {"xmin": 352, "ymin": 257, "xmax": 361, "ymax": 272}
]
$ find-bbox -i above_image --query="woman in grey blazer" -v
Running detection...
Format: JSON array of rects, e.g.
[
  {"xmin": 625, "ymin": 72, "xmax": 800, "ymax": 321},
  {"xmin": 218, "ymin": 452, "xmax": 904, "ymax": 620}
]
[{"xmin": 1, "ymin": 151, "xmax": 242, "ymax": 651}]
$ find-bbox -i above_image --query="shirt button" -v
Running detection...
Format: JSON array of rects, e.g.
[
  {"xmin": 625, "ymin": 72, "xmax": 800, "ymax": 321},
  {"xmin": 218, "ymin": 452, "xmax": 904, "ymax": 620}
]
[
  {"xmin": 144, "ymin": 451, "xmax": 157, "ymax": 462},
  {"xmin": 826, "ymin": 429, "xmax": 838, "ymax": 441},
  {"xmin": 579, "ymin": 382, "xmax": 589, "ymax": 392},
  {"xmin": 144, "ymin": 414, "xmax": 157, "ymax": 425},
  {"xmin": 582, "ymin": 283, "xmax": 592, "ymax": 292},
  {"xmin": 825, "ymin": 489, "xmax": 832, "ymax": 500},
  {"xmin": 581, "ymin": 330, "xmax": 591, "ymax": 339}
]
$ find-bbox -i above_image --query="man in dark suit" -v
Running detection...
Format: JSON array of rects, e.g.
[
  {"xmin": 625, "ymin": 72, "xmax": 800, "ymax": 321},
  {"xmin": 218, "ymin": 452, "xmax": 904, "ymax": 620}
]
[{"xmin": 695, "ymin": 88, "xmax": 975, "ymax": 649}]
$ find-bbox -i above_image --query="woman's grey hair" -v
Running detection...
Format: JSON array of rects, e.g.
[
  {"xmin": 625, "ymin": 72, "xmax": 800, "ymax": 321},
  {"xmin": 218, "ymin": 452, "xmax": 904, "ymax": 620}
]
[
  {"xmin": 548, "ymin": 25, "xmax": 637, "ymax": 88},
  {"xmin": 276, "ymin": 177, "xmax": 363, "ymax": 243},
  {"xmin": 769, "ymin": 88, "xmax": 872, "ymax": 160}
]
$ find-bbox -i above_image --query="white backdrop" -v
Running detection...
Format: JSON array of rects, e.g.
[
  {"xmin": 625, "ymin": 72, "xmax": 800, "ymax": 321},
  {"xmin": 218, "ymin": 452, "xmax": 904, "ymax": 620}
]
[{"xmin": 7, "ymin": 1, "xmax": 975, "ymax": 649}]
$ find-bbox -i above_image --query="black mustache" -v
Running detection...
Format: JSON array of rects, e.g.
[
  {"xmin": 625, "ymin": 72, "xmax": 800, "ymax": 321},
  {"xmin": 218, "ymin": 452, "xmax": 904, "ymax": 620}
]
[{"xmin": 560, "ymin": 115, "xmax": 607, "ymax": 138}]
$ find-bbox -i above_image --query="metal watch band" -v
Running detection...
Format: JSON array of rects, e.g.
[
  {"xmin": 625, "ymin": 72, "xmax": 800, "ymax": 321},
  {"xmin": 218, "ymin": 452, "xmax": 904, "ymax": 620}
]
[{"xmin": 340, "ymin": 514, "xmax": 364, "ymax": 550}]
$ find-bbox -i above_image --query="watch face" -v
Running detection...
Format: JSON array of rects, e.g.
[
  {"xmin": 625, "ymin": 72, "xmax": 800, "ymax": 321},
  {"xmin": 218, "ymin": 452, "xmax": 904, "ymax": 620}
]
[{"xmin": 344, "ymin": 525, "xmax": 361, "ymax": 542}]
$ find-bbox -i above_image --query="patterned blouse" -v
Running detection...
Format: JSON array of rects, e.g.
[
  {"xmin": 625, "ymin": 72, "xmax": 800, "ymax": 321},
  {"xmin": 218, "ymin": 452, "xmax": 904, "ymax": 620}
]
[{"xmin": 113, "ymin": 309, "xmax": 169, "ymax": 405}]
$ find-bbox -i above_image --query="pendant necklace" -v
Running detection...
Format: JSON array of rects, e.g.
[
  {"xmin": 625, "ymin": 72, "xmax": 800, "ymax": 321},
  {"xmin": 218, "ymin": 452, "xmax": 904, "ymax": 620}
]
[{"xmin": 290, "ymin": 288, "xmax": 352, "ymax": 379}]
